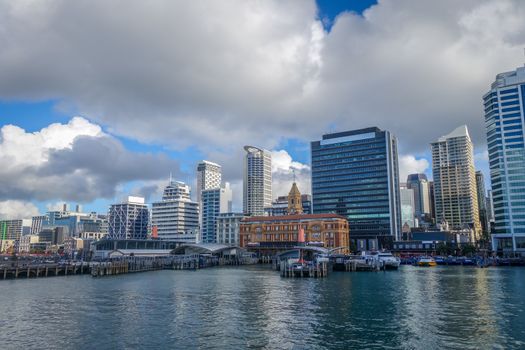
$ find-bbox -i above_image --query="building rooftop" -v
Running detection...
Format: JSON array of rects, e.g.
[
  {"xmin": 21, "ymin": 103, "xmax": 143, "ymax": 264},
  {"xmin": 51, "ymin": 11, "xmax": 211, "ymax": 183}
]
[
  {"xmin": 437, "ymin": 125, "xmax": 470, "ymax": 142},
  {"xmin": 242, "ymin": 213, "xmax": 347, "ymax": 223}
]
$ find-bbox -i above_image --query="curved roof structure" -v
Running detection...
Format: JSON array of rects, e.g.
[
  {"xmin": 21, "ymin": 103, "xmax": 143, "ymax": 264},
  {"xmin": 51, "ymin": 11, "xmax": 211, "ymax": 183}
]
[
  {"xmin": 243, "ymin": 145, "xmax": 265, "ymax": 153},
  {"xmin": 172, "ymin": 243, "xmax": 243, "ymax": 255}
]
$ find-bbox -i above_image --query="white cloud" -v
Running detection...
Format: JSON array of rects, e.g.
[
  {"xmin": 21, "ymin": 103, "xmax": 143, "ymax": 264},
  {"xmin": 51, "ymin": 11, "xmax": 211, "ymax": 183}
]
[
  {"xmin": 398, "ymin": 155, "xmax": 430, "ymax": 183},
  {"xmin": 0, "ymin": 200, "xmax": 40, "ymax": 219},
  {"xmin": 0, "ymin": 0, "xmax": 522, "ymax": 155},
  {"xmin": 0, "ymin": 117, "xmax": 181, "ymax": 203},
  {"xmin": 271, "ymin": 150, "xmax": 310, "ymax": 201},
  {"xmin": 0, "ymin": 117, "xmax": 102, "ymax": 169},
  {"xmin": 271, "ymin": 150, "xmax": 310, "ymax": 173}
]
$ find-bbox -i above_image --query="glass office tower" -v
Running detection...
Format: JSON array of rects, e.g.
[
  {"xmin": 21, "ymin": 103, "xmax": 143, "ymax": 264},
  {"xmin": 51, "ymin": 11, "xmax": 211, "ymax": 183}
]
[
  {"xmin": 484, "ymin": 65, "xmax": 525, "ymax": 253},
  {"xmin": 311, "ymin": 127, "xmax": 402, "ymax": 250}
]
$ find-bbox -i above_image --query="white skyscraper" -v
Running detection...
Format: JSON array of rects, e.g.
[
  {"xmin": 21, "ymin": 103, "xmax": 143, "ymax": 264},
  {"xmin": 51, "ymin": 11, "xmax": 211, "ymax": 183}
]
[
  {"xmin": 243, "ymin": 146, "xmax": 272, "ymax": 216},
  {"xmin": 196, "ymin": 161, "xmax": 222, "ymax": 203},
  {"xmin": 151, "ymin": 181, "xmax": 199, "ymax": 242},
  {"xmin": 484, "ymin": 65, "xmax": 525, "ymax": 252},
  {"xmin": 431, "ymin": 125, "xmax": 481, "ymax": 241}
]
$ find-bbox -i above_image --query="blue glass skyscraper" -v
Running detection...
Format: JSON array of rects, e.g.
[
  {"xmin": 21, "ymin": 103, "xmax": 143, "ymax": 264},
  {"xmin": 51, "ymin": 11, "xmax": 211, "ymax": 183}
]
[
  {"xmin": 484, "ymin": 66, "xmax": 525, "ymax": 253},
  {"xmin": 311, "ymin": 127, "xmax": 401, "ymax": 250}
]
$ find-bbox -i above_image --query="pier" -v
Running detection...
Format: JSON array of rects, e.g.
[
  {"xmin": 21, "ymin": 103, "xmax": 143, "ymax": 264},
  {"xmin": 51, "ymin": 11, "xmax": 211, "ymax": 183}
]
[
  {"xmin": 1, "ymin": 262, "xmax": 91, "ymax": 279},
  {"xmin": 279, "ymin": 260, "xmax": 329, "ymax": 278}
]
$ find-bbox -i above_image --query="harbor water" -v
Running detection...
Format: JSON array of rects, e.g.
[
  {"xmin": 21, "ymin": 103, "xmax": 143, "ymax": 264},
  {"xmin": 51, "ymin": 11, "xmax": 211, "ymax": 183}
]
[{"xmin": 0, "ymin": 265, "xmax": 524, "ymax": 349}]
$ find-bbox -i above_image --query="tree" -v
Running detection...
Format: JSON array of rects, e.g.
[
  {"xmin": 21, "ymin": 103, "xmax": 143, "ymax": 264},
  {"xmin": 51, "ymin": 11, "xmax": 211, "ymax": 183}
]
[
  {"xmin": 436, "ymin": 242, "xmax": 453, "ymax": 256},
  {"xmin": 461, "ymin": 244, "xmax": 477, "ymax": 257}
]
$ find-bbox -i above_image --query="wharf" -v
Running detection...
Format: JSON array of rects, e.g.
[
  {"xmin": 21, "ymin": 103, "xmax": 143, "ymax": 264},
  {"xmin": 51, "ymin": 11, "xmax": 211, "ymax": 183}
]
[
  {"xmin": 1, "ymin": 262, "xmax": 90, "ymax": 279},
  {"xmin": 279, "ymin": 260, "xmax": 329, "ymax": 278},
  {"xmin": 0, "ymin": 254, "xmax": 256, "ymax": 280}
]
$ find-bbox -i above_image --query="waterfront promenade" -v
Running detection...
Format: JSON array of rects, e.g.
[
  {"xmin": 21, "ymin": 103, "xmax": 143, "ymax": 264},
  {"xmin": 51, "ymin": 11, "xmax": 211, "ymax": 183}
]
[{"xmin": 0, "ymin": 265, "xmax": 523, "ymax": 349}]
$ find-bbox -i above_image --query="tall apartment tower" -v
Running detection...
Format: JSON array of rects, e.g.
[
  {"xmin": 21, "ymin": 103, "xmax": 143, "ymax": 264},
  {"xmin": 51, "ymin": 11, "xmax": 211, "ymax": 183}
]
[
  {"xmin": 484, "ymin": 65, "xmax": 525, "ymax": 252},
  {"xmin": 108, "ymin": 196, "xmax": 149, "ymax": 240},
  {"xmin": 475, "ymin": 171, "xmax": 490, "ymax": 237},
  {"xmin": 243, "ymin": 146, "xmax": 272, "ymax": 216},
  {"xmin": 151, "ymin": 181, "xmax": 199, "ymax": 242},
  {"xmin": 311, "ymin": 127, "xmax": 402, "ymax": 250},
  {"xmin": 431, "ymin": 125, "xmax": 481, "ymax": 241},
  {"xmin": 201, "ymin": 183, "xmax": 233, "ymax": 243},
  {"xmin": 196, "ymin": 161, "xmax": 222, "ymax": 204},
  {"xmin": 406, "ymin": 174, "xmax": 431, "ymax": 222}
]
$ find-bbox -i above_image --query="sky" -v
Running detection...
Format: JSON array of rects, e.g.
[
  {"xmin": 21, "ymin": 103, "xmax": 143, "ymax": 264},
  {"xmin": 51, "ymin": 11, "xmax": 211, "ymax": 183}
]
[{"xmin": 1, "ymin": 0, "xmax": 524, "ymax": 219}]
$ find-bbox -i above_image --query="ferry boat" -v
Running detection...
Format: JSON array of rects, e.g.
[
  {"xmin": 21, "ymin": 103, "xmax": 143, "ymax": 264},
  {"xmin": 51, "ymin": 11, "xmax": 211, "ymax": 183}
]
[
  {"xmin": 376, "ymin": 251, "xmax": 401, "ymax": 270},
  {"xmin": 417, "ymin": 256, "xmax": 437, "ymax": 267}
]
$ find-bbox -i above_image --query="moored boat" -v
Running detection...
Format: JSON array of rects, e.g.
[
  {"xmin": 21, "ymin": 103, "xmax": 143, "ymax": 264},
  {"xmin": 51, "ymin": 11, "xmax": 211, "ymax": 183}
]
[
  {"xmin": 376, "ymin": 251, "xmax": 401, "ymax": 270},
  {"xmin": 417, "ymin": 256, "xmax": 437, "ymax": 267}
]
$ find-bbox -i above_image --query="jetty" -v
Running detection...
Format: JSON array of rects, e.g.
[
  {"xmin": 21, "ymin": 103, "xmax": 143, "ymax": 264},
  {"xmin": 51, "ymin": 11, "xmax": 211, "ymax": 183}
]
[{"xmin": 1, "ymin": 262, "xmax": 91, "ymax": 279}]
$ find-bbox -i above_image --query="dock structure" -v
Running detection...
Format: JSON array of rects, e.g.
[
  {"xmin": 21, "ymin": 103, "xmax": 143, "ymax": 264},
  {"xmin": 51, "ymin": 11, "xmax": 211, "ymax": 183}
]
[
  {"xmin": 279, "ymin": 260, "xmax": 329, "ymax": 278},
  {"xmin": 342, "ymin": 258, "xmax": 382, "ymax": 272},
  {"xmin": 1, "ymin": 262, "xmax": 91, "ymax": 280}
]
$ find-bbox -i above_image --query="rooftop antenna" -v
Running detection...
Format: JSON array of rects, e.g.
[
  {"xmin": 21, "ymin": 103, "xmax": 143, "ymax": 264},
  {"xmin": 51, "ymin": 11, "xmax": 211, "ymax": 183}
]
[{"xmin": 169, "ymin": 171, "xmax": 173, "ymax": 183}]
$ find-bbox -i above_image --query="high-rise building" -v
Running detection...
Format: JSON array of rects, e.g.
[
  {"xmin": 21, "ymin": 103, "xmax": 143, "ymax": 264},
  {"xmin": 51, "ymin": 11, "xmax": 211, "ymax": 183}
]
[
  {"xmin": 196, "ymin": 161, "xmax": 222, "ymax": 204},
  {"xmin": 31, "ymin": 215, "xmax": 47, "ymax": 234},
  {"xmin": 475, "ymin": 171, "xmax": 490, "ymax": 237},
  {"xmin": 311, "ymin": 127, "xmax": 402, "ymax": 250},
  {"xmin": 406, "ymin": 173, "xmax": 431, "ymax": 222},
  {"xmin": 484, "ymin": 65, "xmax": 525, "ymax": 252},
  {"xmin": 201, "ymin": 183, "xmax": 232, "ymax": 243},
  {"xmin": 429, "ymin": 181, "xmax": 436, "ymax": 222},
  {"xmin": 151, "ymin": 181, "xmax": 199, "ymax": 242},
  {"xmin": 0, "ymin": 219, "xmax": 31, "ymax": 240},
  {"xmin": 400, "ymin": 185, "xmax": 416, "ymax": 229},
  {"xmin": 243, "ymin": 146, "xmax": 272, "ymax": 216},
  {"xmin": 108, "ymin": 196, "xmax": 149, "ymax": 240},
  {"xmin": 431, "ymin": 125, "xmax": 481, "ymax": 241},
  {"xmin": 487, "ymin": 190, "xmax": 495, "ymax": 225},
  {"xmin": 216, "ymin": 212, "xmax": 244, "ymax": 245}
]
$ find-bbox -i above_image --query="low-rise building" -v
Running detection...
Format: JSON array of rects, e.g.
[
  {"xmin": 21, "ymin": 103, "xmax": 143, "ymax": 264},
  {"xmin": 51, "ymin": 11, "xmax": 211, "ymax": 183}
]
[
  {"xmin": 240, "ymin": 213, "xmax": 349, "ymax": 255},
  {"xmin": 39, "ymin": 227, "xmax": 67, "ymax": 245},
  {"xmin": 216, "ymin": 213, "xmax": 244, "ymax": 245},
  {"xmin": 393, "ymin": 231, "xmax": 470, "ymax": 254},
  {"xmin": 79, "ymin": 231, "xmax": 108, "ymax": 240},
  {"xmin": 18, "ymin": 234, "xmax": 40, "ymax": 254}
]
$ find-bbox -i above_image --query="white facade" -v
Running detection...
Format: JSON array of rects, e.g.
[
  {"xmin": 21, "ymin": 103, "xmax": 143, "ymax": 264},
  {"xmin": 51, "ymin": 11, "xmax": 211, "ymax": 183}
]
[
  {"xmin": 151, "ymin": 181, "xmax": 199, "ymax": 242},
  {"xmin": 18, "ymin": 234, "xmax": 40, "ymax": 253},
  {"xmin": 31, "ymin": 215, "xmax": 47, "ymax": 234},
  {"xmin": 243, "ymin": 145, "xmax": 272, "ymax": 216},
  {"xmin": 216, "ymin": 213, "xmax": 244, "ymax": 245},
  {"xmin": 108, "ymin": 196, "xmax": 149, "ymax": 240},
  {"xmin": 484, "ymin": 66, "xmax": 525, "ymax": 252},
  {"xmin": 400, "ymin": 186, "xmax": 416, "ymax": 228},
  {"xmin": 196, "ymin": 161, "xmax": 222, "ymax": 204},
  {"xmin": 201, "ymin": 183, "xmax": 233, "ymax": 243},
  {"xmin": 431, "ymin": 126, "xmax": 481, "ymax": 240}
]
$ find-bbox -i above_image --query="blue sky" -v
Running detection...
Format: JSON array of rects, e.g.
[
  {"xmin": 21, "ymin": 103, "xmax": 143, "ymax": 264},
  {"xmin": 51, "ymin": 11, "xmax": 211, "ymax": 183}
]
[{"xmin": 1, "ymin": 0, "xmax": 519, "ymax": 219}]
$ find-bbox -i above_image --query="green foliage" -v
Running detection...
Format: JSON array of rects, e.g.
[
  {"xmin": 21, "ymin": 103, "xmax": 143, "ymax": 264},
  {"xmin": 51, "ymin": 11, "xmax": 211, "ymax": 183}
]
[
  {"xmin": 436, "ymin": 242, "xmax": 453, "ymax": 256},
  {"xmin": 461, "ymin": 244, "xmax": 477, "ymax": 257}
]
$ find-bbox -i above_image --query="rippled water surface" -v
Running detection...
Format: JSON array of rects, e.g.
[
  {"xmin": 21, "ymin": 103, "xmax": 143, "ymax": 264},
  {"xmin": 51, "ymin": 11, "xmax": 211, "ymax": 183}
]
[{"xmin": 0, "ymin": 266, "xmax": 524, "ymax": 349}]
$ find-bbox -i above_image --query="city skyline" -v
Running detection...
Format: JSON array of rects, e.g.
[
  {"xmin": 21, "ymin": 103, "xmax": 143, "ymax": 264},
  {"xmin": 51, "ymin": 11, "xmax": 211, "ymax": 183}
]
[{"xmin": 2, "ymin": 0, "xmax": 525, "ymax": 218}]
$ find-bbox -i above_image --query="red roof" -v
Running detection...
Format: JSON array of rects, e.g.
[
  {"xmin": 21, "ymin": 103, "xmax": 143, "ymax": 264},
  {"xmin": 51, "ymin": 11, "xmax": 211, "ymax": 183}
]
[{"xmin": 241, "ymin": 213, "xmax": 347, "ymax": 223}]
